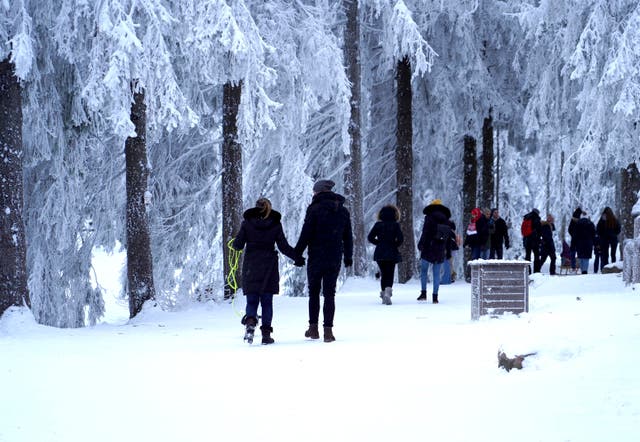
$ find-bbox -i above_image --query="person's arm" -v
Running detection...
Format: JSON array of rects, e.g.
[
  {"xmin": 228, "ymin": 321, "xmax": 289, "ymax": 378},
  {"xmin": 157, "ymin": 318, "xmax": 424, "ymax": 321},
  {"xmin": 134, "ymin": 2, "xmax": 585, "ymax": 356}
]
[
  {"xmin": 367, "ymin": 223, "xmax": 380, "ymax": 245},
  {"xmin": 395, "ymin": 222, "xmax": 404, "ymax": 248},
  {"xmin": 231, "ymin": 222, "xmax": 247, "ymax": 250},
  {"xmin": 342, "ymin": 210, "xmax": 353, "ymax": 266},
  {"xmin": 294, "ymin": 206, "xmax": 314, "ymax": 256}
]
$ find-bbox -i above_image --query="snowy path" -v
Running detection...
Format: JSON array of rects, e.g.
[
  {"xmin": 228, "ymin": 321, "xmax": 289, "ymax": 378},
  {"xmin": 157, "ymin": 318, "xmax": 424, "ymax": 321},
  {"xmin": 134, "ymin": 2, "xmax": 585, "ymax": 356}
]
[{"xmin": 1, "ymin": 273, "xmax": 639, "ymax": 442}]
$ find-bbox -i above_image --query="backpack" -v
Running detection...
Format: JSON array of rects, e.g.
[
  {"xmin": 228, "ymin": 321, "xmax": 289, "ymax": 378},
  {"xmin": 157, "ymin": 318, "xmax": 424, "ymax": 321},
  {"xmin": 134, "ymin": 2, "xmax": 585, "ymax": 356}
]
[
  {"xmin": 521, "ymin": 218, "xmax": 533, "ymax": 237},
  {"xmin": 435, "ymin": 223, "xmax": 452, "ymax": 242}
]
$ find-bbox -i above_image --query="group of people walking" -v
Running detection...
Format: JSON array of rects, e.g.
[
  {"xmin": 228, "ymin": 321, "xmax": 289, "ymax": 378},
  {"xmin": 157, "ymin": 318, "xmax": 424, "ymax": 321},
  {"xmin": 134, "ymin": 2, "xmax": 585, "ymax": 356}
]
[
  {"xmin": 519, "ymin": 206, "xmax": 621, "ymax": 275},
  {"xmin": 231, "ymin": 177, "xmax": 622, "ymax": 346}
]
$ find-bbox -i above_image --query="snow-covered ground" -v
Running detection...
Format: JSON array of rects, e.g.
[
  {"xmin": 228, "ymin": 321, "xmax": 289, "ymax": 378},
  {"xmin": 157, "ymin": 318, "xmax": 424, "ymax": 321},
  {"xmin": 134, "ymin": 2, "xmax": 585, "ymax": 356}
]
[{"xmin": 2, "ymin": 267, "xmax": 639, "ymax": 442}]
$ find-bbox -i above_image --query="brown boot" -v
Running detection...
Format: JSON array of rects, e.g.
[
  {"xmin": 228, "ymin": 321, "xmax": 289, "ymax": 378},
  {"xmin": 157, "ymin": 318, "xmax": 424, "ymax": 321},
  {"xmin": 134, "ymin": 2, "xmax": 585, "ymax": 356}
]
[
  {"xmin": 323, "ymin": 326, "xmax": 336, "ymax": 343},
  {"xmin": 261, "ymin": 326, "xmax": 275, "ymax": 345},
  {"xmin": 305, "ymin": 323, "xmax": 320, "ymax": 339}
]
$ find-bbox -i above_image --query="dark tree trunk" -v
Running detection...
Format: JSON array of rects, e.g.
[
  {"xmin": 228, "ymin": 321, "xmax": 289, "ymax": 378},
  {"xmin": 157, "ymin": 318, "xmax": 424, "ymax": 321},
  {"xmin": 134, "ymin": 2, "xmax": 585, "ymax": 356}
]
[
  {"xmin": 0, "ymin": 58, "xmax": 29, "ymax": 317},
  {"xmin": 621, "ymin": 162, "xmax": 640, "ymax": 241},
  {"xmin": 344, "ymin": 0, "xmax": 365, "ymax": 277},
  {"xmin": 495, "ymin": 126, "xmax": 500, "ymax": 209},
  {"xmin": 126, "ymin": 83, "xmax": 156, "ymax": 318},
  {"xmin": 395, "ymin": 57, "xmax": 415, "ymax": 283},
  {"xmin": 222, "ymin": 81, "xmax": 243, "ymax": 299},
  {"xmin": 481, "ymin": 112, "xmax": 494, "ymax": 210},
  {"xmin": 462, "ymin": 135, "xmax": 478, "ymax": 282}
]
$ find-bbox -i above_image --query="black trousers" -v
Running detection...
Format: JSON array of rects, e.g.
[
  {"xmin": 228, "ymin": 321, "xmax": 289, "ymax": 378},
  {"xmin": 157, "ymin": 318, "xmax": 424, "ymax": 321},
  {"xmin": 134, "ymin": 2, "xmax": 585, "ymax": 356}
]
[
  {"xmin": 307, "ymin": 263, "xmax": 341, "ymax": 327},
  {"xmin": 539, "ymin": 250, "xmax": 556, "ymax": 275},
  {"xmin": 376, "ymin": 260, "xmax": 396, "ymax": 291},
  {"xmin": 524, "ymin": 237, "xmax": 541, "ymax": 273},
  {"xmin": 489, "ymin": 245, "xmax": 504, "ymax": 259}
]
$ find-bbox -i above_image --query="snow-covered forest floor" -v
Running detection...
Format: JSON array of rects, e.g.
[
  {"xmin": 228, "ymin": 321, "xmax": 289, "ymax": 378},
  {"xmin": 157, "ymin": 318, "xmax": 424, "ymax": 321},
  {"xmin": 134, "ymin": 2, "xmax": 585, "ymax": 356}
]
[{"xmin": 2, "ymin": 267, "xmax": 639, "ymax": 442}]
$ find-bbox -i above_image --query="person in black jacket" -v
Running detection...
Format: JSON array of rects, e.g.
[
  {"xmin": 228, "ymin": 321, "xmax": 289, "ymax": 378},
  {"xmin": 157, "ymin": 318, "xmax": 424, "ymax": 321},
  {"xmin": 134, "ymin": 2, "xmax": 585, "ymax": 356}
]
[
  {"xmin": 295, "ymin": 179, "xmax": 353, "ymax": 343},
  {"xmin": 464, "ymin": 207, "xmax": 489, "ymax": 260},
  {"xmin": 568, "ymin": 207, "xmax": 582, "ymax": 270},
  {"xmin": 538, "ymin": 214, "xmax": 556, "ymax": 275},
  {"xmin": 232, "ymin": 198, "xmax": 304, "ymax": 345},
  {"xmin": 417, "ymin": 199, "xmax": 452, "ymax": 304},
  {"xmin": 489, "ymin": 208, "xmax": 510, "ymax": 259},
  {"xmin": 596, "ymin": 206, "xmax": 621, "ymax": 270},
  {"xmin": 572, "ymin": 210, "xmax": 596, "ymax": 274},
  {"xmin": 367, "ymin": 205, "xmax": 403, "ymax": 305},
  {"xmin": 522, "ymin": 209, "xmax": 542, "ymax": 272}
]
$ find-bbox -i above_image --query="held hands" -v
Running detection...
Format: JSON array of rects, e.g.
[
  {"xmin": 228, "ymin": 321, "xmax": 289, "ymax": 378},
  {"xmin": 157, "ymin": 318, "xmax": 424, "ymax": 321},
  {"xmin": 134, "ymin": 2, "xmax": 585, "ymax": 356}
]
[{"xmin": 344, "ymin": 258, "xmax": 353, "ymax": 268}]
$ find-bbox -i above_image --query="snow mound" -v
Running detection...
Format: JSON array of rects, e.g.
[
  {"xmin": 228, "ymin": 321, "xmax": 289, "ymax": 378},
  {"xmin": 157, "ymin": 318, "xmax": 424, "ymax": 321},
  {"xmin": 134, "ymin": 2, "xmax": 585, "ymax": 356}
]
[{"xmin": 0, "ymin": 306, "xmax": 39, "ymax": 335}]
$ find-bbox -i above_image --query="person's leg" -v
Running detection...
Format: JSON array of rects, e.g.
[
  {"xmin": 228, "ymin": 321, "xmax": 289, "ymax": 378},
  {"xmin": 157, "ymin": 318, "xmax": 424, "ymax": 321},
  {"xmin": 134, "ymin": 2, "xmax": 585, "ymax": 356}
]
[
  {"xmin": 533, "ymin": 243, "xmax": 542, "ymax": 273},
  {"xmin": 440, "ymin": 258, "xmax": 451, "ymax": 284},
  {"xmin": 489, "ymin": 246, "xmax": 496, "ymax": 259},
  {"xmin": 600, "ymin": 239, "xmax": 608, "ymax": 269},
  {"xmin": 379, "ymin": 261, "xmax": 394, "ymax": 289},
  {"xmin": 580, "ymin": 258, "xmax": 589, "ymax": 273},
  {"xmin": 538, "ymin": 250, "xmax": 548, "ymax": 272},
  {"xmin": 471, "ymin": 247, "xmax": 481, "ymax": 260},
  {"xmin": 245, "ymin": 293, "xmax": 259, "ymax": 320},
  {"xmin": 496, "ymin": 246, "xmax": 504, "ymax": 260},
  {"xmin": 420, "ymin": 259, "xmax": 429, "ymax": 291},
  {"xmin": 611, "ymin": 240, "xmax": 618, "ymax": 262},
  {"xmin": 376, "ymin": 261, "xmax": 386, "ymax": 291},
  {"xmin": 321, "ymin": 264, "xmax": 341, "ymax": 328},
  {"xmin": 307, "ymin": 267, "xmax": 321, "ymax": 325},
  {"xmin": 570, "ymin": 246, "xmax": 576, "ymax": 269},
  {"xmin": 431, "ymin": 261, "xmax": 442, "ymax": 296},
  {"xmin": 260, "ymin": 293, "xmax": 273, "ymax": 328},
  {"xmin": 549, "ymin": 252, "xmax": 556, "ymax": 275}
]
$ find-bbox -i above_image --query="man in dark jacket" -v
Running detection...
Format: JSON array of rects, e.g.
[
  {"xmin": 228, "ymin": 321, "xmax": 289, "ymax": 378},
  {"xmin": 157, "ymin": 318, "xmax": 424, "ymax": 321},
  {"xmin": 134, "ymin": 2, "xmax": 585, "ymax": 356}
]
[
  {"xmin": 539, "ymin": 214, "xmax": 556, "ymax": 275},
  {"xmin": 522, "ymin": 208, "xmax": 542, "ymax": 272},
  {"xmin": 489, "ymin": 208, "xmax": 510, "ymax": 259},
  {"xmin": 295, "ymin": 179, "xmax": 353, "ymax": 343},
  {"xmin": 417, "ymin": 199, "xmax": 452, "ymax": 304}
]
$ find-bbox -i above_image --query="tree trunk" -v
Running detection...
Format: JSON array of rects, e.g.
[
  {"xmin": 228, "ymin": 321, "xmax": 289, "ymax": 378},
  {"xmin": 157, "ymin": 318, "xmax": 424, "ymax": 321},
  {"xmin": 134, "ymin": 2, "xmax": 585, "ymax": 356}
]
[
  {"xmin": 222, "ymin": 81, "xmax": 243, "ymax": 299},
  {"xmin": 495, "ymin": 126, "xmax": 500, "ymax": 209},
  {"xmin": 395, "ymin": 57, "xmax": 415, "ymax": 283},
  {"xmin": 462, "ymin": 135, "xmax": 478, "ymax": 282},
  {"xmin": 0, "ymin": 58, "xmax": 29, "ymax": 317},
  {"xmin": 481, "ymin": 112, "xmax": 494, "ymax": 210},
  {"xmin": 126, "ymin": 83, "xmax": 156, "ymax": 318},
  {"xmin": 343, "ymin": 0, "xmax": 365, "ymax": 277},
  {"xmin": 621, "ymin": 162, "xmax": 640, "ymax": 241}
]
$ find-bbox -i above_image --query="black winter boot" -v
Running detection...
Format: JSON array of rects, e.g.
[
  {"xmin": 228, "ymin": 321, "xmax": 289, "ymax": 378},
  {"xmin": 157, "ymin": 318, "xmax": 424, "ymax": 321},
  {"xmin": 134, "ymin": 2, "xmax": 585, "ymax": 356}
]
[
  {"xmin": 417, "ymin": 290, "xmax": 427, "ymax": 301},
  {"xmin": 323, "ymin": 326, "xmax": 336, "ymax": 343},
  {"xmin": 432, "ymin": 293, "xmax": 439, "ymax": 304},
  {"xmin": 305, "ymin": 323, "xmax": 320, "ymax": 339},
  {"xmin": 261, "ymin": 326, "xmax": 275, "ymax": 345},
  {"xmin": 243, "ymin": 316, "xmax": 257, "ymax": 344}
]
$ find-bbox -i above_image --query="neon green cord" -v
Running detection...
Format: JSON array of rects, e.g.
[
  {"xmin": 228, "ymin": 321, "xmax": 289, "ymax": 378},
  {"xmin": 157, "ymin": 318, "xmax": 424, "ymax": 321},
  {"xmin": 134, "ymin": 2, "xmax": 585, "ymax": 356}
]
[{"xmin": 227, "ymin": 238, "xmax": 243, "ymax": 317}]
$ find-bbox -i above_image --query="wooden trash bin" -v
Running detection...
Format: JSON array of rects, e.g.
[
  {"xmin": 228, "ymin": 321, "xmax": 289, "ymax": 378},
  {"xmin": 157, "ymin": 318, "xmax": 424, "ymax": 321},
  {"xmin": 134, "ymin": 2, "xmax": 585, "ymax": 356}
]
[{"xmin": 469, "ymin": 260, "xmax": 529, "ymax": 320}]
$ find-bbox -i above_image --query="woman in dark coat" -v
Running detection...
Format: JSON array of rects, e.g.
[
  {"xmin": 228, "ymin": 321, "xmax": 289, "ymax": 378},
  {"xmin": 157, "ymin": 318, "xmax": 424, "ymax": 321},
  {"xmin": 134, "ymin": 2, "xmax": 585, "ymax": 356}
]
[
  {"xmin": 232, "ymin": 198, "xmax": 303, "ymax": 344},
  {"xmin": 572, "ymin": 210, "xmax": 596, "ymax": 274},
  {"xmin": 539, "ymin": 214, "xmax": 557, "ymax": 275},
  {"xmin": 367, "ymin": 205, "xmax": 403, "ymax": 305},
  {"xmin": 596, "ymin": 207, "xmax": 621, "ymax": 270},
  {"xmin": 417, "ymin": 199, "xmax": 452, "ymax": 304}
]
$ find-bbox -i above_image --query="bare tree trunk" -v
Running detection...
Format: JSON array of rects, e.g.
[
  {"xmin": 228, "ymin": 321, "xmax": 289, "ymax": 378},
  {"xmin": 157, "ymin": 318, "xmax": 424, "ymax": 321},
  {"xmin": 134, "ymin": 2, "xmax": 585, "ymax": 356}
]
[
  {"xmin": 495, "ymin": 126, "xmax": 500, "ymax": 209},
  {"xmin": 343, "ymin": 0, "xmax": 366, "ymax": 277},
  {"xmin": 481, "ymin": 112, "xmax": 494, "ymax": 209},
  {"xmin": 621, "ymin": 162, "xmax": 640, "ymax": 242},
  {"xmin": 0, "ymin": 58, "xmax": 29, "ymax": 317},
  {"xmin": 222, "ymin": 81, "xmax": 243, "ymax": 299},
  {"xmin": 395, "ymin": 57, "xmax": 415, "ymax": 283},
  {"xmin": 545, "ymin": 151, "xmax": 551, "ymax": 216},
  {"xmin": 126, "ymin": 83, "xmax": 156, "ymax": 318},
  {"xmin": 462, "ymin": 135, "xmax": 478, "ymax": 282}
]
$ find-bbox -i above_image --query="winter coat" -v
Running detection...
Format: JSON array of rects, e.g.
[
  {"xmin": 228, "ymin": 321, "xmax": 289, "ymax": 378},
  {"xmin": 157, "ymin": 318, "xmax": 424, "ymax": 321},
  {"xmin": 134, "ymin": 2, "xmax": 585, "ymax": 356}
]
[
  {"xmin": 232, "ymin": 208, "xmax": 298, "ymax": 295},
  {"xmin": 540, "ymin": 221, "xmax": 556, "ymax": 254},
  {"xmin": 522, "ymin": 210, "xmax": 542, "ymax": 249},
  {"xmin": 572, "ymin": 217, "xmax": 596, "ymax": 259},
  {"xmin": 367, "ymin": 207, "xmax": 403, "ymax": 263},
  {"xmin": 295, "ymin": 191, "xmax": 353, "ymax": 271},
  {"xmin": 418, "ymin": 203, "xmax": 453, "ymax": 264},
  {"xmin": 568, "ymin": 215, "xmax": 580, "ymax": 249},
  {"xmin": 490, "ymin": 217, "xmax": 510, "ymax": 249},
  {"xmin": 464, "ymin": 208, "xmax": 489, "ymax": 249},
  {"xmin": 596, "ymin": 217, "xmax": 621, "ymax": 245}
]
